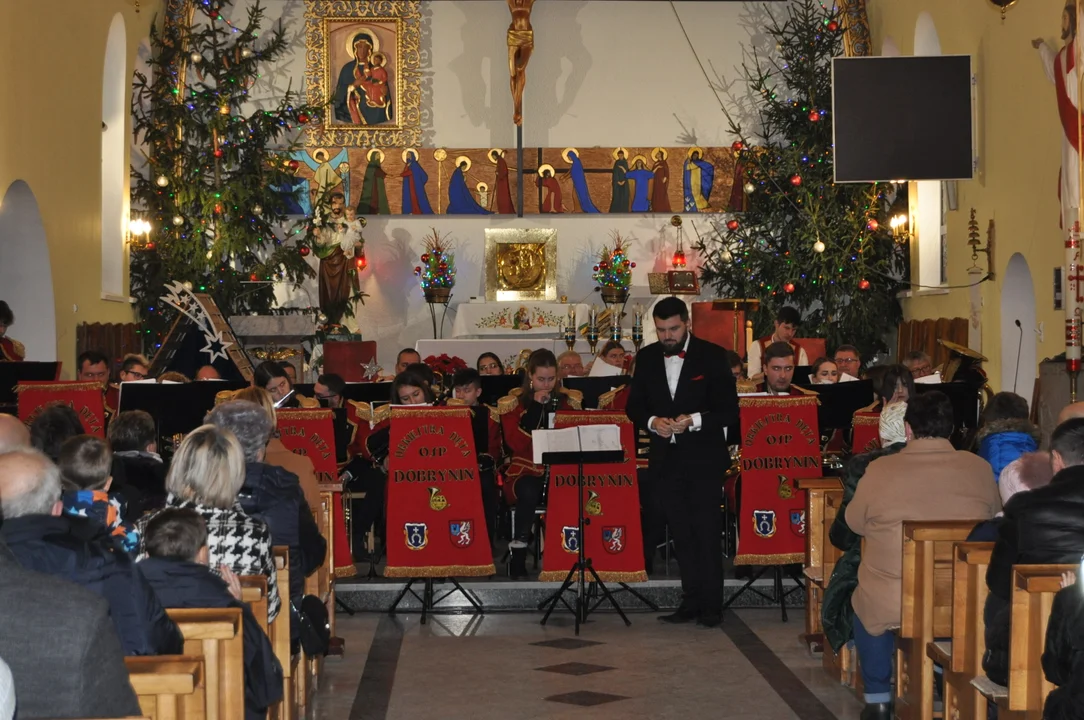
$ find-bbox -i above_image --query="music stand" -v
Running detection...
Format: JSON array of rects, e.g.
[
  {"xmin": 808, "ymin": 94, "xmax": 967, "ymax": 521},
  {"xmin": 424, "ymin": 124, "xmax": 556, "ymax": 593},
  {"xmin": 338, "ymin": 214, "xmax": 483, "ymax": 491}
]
[
  {"xmin": 0, "ymin": 362, "xmax": 60, "ymax": 414},
  {"xmin": 537, "ymin": 447, "xmax": 629, "ymax": 636}
]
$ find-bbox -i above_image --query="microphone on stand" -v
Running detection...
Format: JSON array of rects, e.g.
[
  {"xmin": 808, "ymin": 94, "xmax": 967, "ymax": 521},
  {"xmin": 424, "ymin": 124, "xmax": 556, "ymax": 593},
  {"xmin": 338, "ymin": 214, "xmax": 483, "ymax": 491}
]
[{"xmin": 1013, "ymin": 319, "xmax": 1023, "ymax": 394}]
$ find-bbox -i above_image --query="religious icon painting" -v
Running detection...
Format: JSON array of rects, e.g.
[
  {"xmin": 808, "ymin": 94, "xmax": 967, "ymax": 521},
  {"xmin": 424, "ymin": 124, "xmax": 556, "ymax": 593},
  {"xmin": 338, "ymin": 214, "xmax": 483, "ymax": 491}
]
[
  {"xmin": 404, "ymin": 522, "xmax": 428, "ymax": 550},
  {"xmin": 790, "ymin": 510, "xmax": 806, "ymax": 538},
  {"xmin": 752, "ymin": 510, "xmax": 777, "ymax": 538},
  {"xmin": 304, "ymin": 0, "xmax": 422, "ymax": 148},
  {"xmin": 561, "ymin": 526, "xmax": 580, "ymax": 554},
  {"xmin": 601, "ymin": 526, "xmax": 625, "ymax": 554},
  {"xmin": 449, "ymin": 520, "xmax": 473, "ymax": 548}
]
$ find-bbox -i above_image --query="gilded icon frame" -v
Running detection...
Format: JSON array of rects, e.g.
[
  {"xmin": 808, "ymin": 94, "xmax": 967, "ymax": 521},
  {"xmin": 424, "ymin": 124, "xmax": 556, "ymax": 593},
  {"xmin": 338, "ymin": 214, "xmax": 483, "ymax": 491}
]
[
  {"xmin": 304, "ymin": 0, "xmax": 422, "ymax": 148},
  {"xmin": 484, "ymin": 229, "xmax": 558, "ymax": 302}
]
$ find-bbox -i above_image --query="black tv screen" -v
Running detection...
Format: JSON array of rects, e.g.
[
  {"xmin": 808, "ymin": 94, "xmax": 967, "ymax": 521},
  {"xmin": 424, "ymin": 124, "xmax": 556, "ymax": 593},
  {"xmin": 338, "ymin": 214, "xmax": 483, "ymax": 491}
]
[{"xmin": 832, "ymin": 55, "xmax": 973, "ymax": 182}]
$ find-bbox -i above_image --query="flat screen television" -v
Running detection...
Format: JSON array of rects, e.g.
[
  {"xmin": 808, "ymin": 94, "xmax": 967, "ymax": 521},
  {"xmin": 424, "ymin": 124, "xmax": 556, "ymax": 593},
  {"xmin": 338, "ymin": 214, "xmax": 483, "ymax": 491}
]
[{"xmin": 832, "ymin": 55, "xmax": 973, "ymax": 183}]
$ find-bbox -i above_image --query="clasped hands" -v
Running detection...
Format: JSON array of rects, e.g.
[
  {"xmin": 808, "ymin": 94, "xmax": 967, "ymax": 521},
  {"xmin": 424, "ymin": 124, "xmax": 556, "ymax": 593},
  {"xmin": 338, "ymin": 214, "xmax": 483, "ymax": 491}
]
[{"xmin": 651, "ymin": 415, "xmax": 693, "ymax": 438}]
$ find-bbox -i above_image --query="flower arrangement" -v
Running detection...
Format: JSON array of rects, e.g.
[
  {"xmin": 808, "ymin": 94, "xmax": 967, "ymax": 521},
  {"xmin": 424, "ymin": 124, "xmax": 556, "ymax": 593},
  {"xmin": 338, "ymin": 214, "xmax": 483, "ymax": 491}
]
[
  {"xmin": 592, "ymin": 232, "xmax": 635, "ymax": 290},
  {"xmin": 414, "ymin": 228, "xmax": 456, "ymax": 298},
  {"xmin": 423, "ymin": 354, "xmax": 468, "ymax": 376}
]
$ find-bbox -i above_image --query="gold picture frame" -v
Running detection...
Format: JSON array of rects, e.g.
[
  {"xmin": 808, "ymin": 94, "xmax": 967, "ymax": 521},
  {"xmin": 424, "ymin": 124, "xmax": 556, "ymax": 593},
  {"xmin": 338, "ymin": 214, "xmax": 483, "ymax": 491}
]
[
  {"xmin": 484, "ymin": 229, "xmax": 558, "ymax": 302},
  {"xmin": 304, "ymin": 0, "xmax": 422, "ymax": 148}
]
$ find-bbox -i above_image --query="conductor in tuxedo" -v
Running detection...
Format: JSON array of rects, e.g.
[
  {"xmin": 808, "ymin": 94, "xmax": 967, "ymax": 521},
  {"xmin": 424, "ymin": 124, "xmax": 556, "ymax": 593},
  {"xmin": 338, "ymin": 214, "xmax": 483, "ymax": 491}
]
[{"xmin": 626, "ymin": 297, "xmax": 739, "ymax": 627}]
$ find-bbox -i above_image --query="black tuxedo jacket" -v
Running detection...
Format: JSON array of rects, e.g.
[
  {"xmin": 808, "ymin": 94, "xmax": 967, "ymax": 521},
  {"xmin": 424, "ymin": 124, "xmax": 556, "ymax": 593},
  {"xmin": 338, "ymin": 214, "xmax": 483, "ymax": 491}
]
[{"xmin": 626, "ymin": 334, "xmax": 738, "ymax": 468}]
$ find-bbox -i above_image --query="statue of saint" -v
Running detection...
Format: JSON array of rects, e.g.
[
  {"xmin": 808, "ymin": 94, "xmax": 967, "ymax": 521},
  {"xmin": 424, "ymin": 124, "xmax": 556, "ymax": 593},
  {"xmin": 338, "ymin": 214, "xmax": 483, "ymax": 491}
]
[{"xmin": 507, "ymin": 0, "xmax": 536, "ymax": 126}]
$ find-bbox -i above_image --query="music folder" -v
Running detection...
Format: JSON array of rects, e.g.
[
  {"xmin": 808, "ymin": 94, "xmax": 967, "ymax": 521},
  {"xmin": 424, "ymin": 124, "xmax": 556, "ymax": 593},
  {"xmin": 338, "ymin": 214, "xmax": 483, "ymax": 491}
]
[{"xmin": 534, "ymin": 425, "xmax": 624, "ymax": 466}]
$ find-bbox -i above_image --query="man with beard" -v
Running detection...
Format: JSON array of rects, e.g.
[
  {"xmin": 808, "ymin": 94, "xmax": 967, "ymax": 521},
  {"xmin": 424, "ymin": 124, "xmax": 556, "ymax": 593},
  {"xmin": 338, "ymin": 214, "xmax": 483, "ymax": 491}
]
[
  {"xmin": 313, "ymin": 193, "xmax": 362, "ymax": 324},
  {"xmin": 626, "ymin": 296, "xmax": 738, "ymax": 628}
]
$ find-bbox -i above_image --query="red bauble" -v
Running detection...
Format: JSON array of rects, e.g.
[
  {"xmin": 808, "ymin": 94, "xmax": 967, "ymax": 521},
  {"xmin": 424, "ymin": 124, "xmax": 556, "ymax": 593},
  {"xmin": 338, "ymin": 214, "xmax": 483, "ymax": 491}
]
[
  {"xmin": 858, "ymin": 279, "xmax": 871, "ymax": 291},
  {"xmin": 287, "ymin": 160, "xmax": 300, "ymax": 171},
  {"xmin": 414, "ymin": 266, "xmax": 422, "ymax": 275},
  {"xmin": 726, "ymin": 219, "xmax": 740, "ymax": 231},
  {"xmin": 214, "ymin": 203, "xmax": 223, "ymax": 214},
  {"xmin": 808, "ymin": 110, "xmax": 820, "ymax": 122},
  {"xmin": 298, "ymin": 113, "xmax": 310, "ymax": 124},
  {"xmin": 867, "ymin": 219, "xmax": 879, "ymax": 231},
  {"xmin": 299, "ymin": 245, "xmax": 310, "ymax": 257},
  {"xmin": 630, "ymin": 262, "xmax": 636, "ymax": 269},
  {"xmin": 420, "ymin": 253, "xmax": 430, "ymax": 263},
  {"xmin": 592, "ymin": 265, "xmax": 599, "ymax": 272},
  {"xmin": 784, "ymin": 282, "xmax": 795, "ymax": 294},
  {"xmin": 210, "ymin": 10, "xmax": 219, "ymax": 19},
  {"xmin": 789, "ymin": 174, "xmax": 802, "ymax": 187},
  {"xmin": 599, "ymin": 261, "xmax": 610, "ymax": 270},
  {"xmin": 827, "ymin": 20, "xmax": 839, "ymax": 31},
  {"xmin": 438, "ymin": 262, "xmax": 448, "ymax": 271},
  {"xmin": 213, "ymin": 149, "xmax": 224, "ymax": 158},
  {"xmin": 731, "ymin": 141, "xmax": 744, "ymax": 152},
  {"xmin": 249, "ymin": 273, "xmax": 258, "ymax": 281}
]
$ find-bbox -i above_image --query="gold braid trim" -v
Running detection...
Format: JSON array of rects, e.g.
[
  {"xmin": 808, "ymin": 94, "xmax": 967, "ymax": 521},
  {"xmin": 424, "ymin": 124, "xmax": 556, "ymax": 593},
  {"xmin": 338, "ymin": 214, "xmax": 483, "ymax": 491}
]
[
  {"xmin": 277, "ymin": 408, "xmax": 333, "ymax": 421},
  {"xmin": 538, "ymin": 569, "xmax": 647, "ymax": 583},
  {"xmin": 597, "ymin": 385, "xmax": 627, "ymax": 410},
  {"xmin": 852, "ymin": 413, "xmax": 880, "ymax": 427},
  {"xmin": 488, "ymin": 405, "xmax": 501, "ymax": 423},
  {"xmin": 733, "ymin": 552, "xmax": 804, "ymax": 566},
  {"xmin": 383, "ymin": 564, "xmax": 496, "ymax": 578},
  {"xmin": 739, "ymin": 395, "xmax": 820, "ymax": 408},
  {"xmin": 334, "ymin": 564, "xmax": 359, "ymax": 578},
  {"xmin": 555, "ymin": 413, "xmax": 631, "ymax": 425},
  {"xmin": 497, "ymin": 394, "xmax": 520, "ymax": 415},
  {"xmin": 390, "ymin": 406, "xmax": 470, "ymax": 419},
  {"xmin": 560, "ymin": 387, "xmax": 584, "ymax": 410},
  {"xmin": 736, "ymin": 378, "xmax": 759, "ymax": 394},
  {"xmin": 347, "ymin": 400, "xmax": 390, "ymax": 425},
  {"xmin": 15, "ymin": 381, "xmax": 102, "ymax": 393},
  {"xmin": 857, "ymin": 401, "xmax": 879, "ymax": 413}
]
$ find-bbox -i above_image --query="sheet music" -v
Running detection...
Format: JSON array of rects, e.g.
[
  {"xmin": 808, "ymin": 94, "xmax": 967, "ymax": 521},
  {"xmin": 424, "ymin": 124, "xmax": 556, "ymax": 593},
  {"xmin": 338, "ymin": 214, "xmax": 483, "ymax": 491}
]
[
  {"xmin": 588, "ymin": 359, "xmax": 623, "ymax": 377},
  {"xmin": 532, "ymin": 424, "xmax": 622, "ymax": 464}
]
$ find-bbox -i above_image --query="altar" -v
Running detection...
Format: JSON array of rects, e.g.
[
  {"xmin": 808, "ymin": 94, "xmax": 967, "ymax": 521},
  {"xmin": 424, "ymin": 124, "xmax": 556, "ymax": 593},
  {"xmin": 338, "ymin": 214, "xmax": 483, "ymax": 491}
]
[{"xmin": 449, "ymin": 302, "xmax": 590, "ymax": 339}]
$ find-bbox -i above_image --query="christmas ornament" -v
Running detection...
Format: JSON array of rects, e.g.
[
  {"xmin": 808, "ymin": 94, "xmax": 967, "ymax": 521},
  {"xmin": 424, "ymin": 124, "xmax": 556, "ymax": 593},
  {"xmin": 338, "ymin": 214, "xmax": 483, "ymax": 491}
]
[
  {"xmin": 218, "ymin": 105, "xmax": 230, "ymax": 115},
  {"xmin": 298, "ymin": 112, "xmax": 310, "ymax": 124},
  {"xmin": 858, "ymin": 279, "xmax": 871, "ymax": 290},
  {"xmin": 241, "ymin": 47, "xmax": 254, "ymax": 59},
  {"xmin": 420, "ymin": 253, "xmax": 430, "ymax": 264},
  {"xmin": 252, "ymin": 204, "xmax": 262, "ymax": 215},
  {"xmin": 744, "ymin": 182, "xmax": 755, "ymax": 194},
  {"xmin": 827, "ymin": 20, "xmax": 839, "ymax": 31},
  {"xmin": 790, "ymin": 174, "xmax": 802, "ymax": 186},
  {"xmin": 356, "ymin": 254, "xmax": 368, "ymax": 270},
  {"xmin": 813, "ymin": 240, "xmax": 826, "ymax": 253},
  {"xmin": 630, "ymin": 262, "xmax": 637, "ymax": 269},
  {"xmin": 182, "ymin": 281, "xmax": 194, "ymax": 291},
  {"xmin": 155, "ymin": 175, "xmax": 170, "ymax": 187},
  {"xmin": 731, "ymin": 141, "xmax": 744, "ymax": 151},
  {"xmin": 299, "ymin": 245, "xmax": 310, "ymax": 257},
  {"xmin": 867, "ymin": 219, "xmax": 879, "ymax": 231},
  {"xmin": 205, "ymin": 250, "xmax": 213, "ymax": 259},
  {"xmin": 414, "ymin": 266, "xmax": 422, "ymax": 275},
  {"xmin": 213, "ymin": 148, "xmax": 224, "ymax": 158},
  {"xmin": 249, "ymin": 273, "xmax": 258, "ymax": 281},
  {"xmin": 361, "ymin": 357, "xmax": 382, "ymax": 380},
  {"xmin": 417, "ymin": 229, "xmax": 456, "ymax": 295},
  {"xmin": 592, "ymin": 265, "xmax": 599, "ymax": 272},
  {"xmin": 214, "ymin": 203, "xmax": 223, "ymax": 214},
  {"xmin": 726, "ymin": 219, "xmax": 740, "ymax": 231},
  {"xmin": 287, "ymin": 160, "xmax": 300, "ymax": 171},
  {"xmin": 190, "ymin": 52, "xmax": 202, "ymax": 64},
  {"xmin": 172, "ymin": 215, "xmax": 184, "ymax": 226},
  {"xmin": 808, "ymin": 110, "xmax": 820, "ymax": 122},
  {"xmin": 593, "ymin": 233, "xmax": 635, "ymax": 293},
  {"xmin": 209, "ymin": 9, "xmax": 219, "ymax": 19},
  {"xmin": 316, "ymin": 312, "xmax": 328, "ymax": 325},
  {"xmin": 784, "ymin": 282, "xmax": 795, "ymax": 293}
]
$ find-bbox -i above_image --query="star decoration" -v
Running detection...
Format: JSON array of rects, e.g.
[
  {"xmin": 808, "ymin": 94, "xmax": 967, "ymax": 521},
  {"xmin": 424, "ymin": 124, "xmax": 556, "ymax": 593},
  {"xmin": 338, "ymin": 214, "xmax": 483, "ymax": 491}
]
[
  {"xmin": 361, "ymin": 358, "xmax": 382, "ymax": 381},
  {"xmin": 201, "ymin": 329, "xmax": 233, "ymax": 364}
]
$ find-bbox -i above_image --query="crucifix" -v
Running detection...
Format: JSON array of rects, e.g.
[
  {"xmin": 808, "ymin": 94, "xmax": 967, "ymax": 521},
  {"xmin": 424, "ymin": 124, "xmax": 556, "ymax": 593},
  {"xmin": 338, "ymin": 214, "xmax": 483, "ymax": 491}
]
[{"xmin": 507, "ymin": 0, "xmax": 535, "ymax": 218}]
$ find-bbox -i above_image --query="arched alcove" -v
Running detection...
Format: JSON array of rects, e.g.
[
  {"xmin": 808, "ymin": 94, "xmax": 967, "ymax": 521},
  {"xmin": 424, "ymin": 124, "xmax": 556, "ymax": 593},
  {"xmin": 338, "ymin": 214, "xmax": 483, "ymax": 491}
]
[
  {"xmin": 1000, "ymin": 254, "xmax": 1037, "ymax": 402},
  {"xmin": 0, "ymin": 181, "xmax": 57, "ymax": 361},
  {"xmin": 101, "ymin": 12, "xmax": 127, "ymax": 298}
]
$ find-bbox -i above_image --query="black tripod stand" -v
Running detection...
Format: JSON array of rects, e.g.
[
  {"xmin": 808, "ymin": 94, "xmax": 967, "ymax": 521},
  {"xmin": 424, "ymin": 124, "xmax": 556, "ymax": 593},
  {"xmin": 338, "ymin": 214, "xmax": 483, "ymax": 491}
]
[
  {"xmin": 721, "ymin": 564, "xmax": 804, "ymax": 621},
  {"xmin": 538, "ymin": 448, "xmax": 647, "ymax": 635},
  {"xmin": 387, "ymin": 577, "xmax": 485, "ymax": 625}
]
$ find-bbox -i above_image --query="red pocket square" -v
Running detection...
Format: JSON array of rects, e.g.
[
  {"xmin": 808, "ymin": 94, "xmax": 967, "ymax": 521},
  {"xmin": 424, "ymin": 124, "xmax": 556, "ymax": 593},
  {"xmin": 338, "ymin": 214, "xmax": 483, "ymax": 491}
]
[{"xmin": 691, "ymin": 374, "xmax": 705, "ymax": 381}]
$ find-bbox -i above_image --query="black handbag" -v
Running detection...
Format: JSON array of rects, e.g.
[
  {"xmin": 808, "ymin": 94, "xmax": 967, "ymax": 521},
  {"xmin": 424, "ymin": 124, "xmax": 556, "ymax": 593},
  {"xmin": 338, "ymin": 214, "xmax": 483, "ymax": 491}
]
[{"xmin": 291, "ymin": 595, "xmax": 330, "ymax": 657}]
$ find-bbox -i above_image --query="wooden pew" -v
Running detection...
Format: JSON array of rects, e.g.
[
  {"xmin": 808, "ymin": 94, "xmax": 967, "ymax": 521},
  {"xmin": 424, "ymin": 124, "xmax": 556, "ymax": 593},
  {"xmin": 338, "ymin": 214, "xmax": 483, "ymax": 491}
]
[
  {"xmin": 895, "ymin": 521, "xmax": 978, "ymax": 720},
  {"xmin": 798, "ymin": 476, "xmax": 843, "ymax": 652},
  {"xmin": 124, "ymin": 655, "xmax": 205, "ymax": 720},
  {"xmin": 928, "ymin": 542, "xmax": 993, "ymax": 720},
  {"xmin": 318, "ymin": 485, "xmax": 339, "ymax": 640},
  {"xmin": 1007, "ymin": 565, "xmax": 1071, "ymax": 718},
  {"xmin": 240, "ymin": 575, "xmax": 270, "ymax": 635},
  {"xmin": 270, "ymin": 547, "xmax": 300, "ymax": 720},
  {"xmin": 167, "ymin": 607, "xmax": 244, "ymax": 720},
  {"xmin": 820, "ymin": 488, "xmax": 856, "ymax": 687}
]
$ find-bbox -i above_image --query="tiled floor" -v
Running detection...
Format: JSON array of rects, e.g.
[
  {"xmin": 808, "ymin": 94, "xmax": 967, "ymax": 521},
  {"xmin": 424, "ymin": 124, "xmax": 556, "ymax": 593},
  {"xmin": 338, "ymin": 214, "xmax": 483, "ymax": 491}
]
[{"xmin": 308, "ymin": 608, "xmax": 864, "ymax": 719}]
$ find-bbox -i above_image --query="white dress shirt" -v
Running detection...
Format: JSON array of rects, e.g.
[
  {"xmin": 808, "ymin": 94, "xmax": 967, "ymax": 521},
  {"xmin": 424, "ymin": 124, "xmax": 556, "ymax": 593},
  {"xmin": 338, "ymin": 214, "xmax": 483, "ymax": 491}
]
[{"xmin": 648, "ymin": 335, "xmax": 702, "ymax": 443}]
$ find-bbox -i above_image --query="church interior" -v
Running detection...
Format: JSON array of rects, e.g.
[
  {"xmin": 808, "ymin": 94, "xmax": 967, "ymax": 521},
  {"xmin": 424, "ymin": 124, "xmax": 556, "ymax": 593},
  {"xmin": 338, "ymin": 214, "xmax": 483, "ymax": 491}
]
[{"xmin": 1, "ymin": 1, "xmax": 1082, "ymax": 719}]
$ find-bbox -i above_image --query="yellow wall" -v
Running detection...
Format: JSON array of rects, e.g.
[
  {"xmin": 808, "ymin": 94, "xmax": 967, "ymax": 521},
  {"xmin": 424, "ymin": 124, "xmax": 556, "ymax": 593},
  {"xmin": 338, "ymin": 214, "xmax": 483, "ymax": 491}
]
[
  {"xmin": 0, "ymin": 0, "xmax": 161, "ymax": 377},
  {"xmin": 868, "ymin": 0, "xmax": 1067, "ymax": 391}
]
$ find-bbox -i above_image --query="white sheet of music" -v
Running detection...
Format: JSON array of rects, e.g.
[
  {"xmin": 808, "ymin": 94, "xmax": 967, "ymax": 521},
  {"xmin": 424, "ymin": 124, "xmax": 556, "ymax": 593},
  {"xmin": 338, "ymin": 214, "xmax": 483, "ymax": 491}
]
[{"xmin": 532, "ymin": 424, "xmax": 622, "ymax": 464}]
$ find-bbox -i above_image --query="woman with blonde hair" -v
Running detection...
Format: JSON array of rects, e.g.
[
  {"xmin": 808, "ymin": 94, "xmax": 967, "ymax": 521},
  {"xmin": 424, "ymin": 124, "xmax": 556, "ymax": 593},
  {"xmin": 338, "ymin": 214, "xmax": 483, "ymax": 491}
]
[{"xmin": 138, "ymin": 424, "xmax": 281, "ymax": 620}]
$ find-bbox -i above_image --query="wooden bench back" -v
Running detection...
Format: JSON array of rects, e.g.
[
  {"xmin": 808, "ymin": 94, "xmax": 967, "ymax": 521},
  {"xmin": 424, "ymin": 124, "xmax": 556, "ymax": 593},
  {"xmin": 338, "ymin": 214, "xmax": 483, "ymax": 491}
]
[
  {"xmin": 166, "ymin": 608, "xmax": 244, "ymax": 720},
  {"xmin": 951, "ymin": 542, "xmax": 994, "ymax": 675},
  {"xmin": 124, "ymin": 655, "xmax": 205, "ymax": 720},
  {"xmin": 1008, "ymin": 564, "xmax": 1073, "ymax": 713},
  {"xmin": 901, "ymin": 522, "xmax": 978, "ymax": 640},
  {"xmin": 271, "ymin": 547, "xmax": 292, "ymax": 678},
  {"xmin": 800, "ymin": 477, "xmax": 843, "ymax": 573},
  {"xmin": 240, "ymin": 575, "xmax": 269, "ymax": 634}
]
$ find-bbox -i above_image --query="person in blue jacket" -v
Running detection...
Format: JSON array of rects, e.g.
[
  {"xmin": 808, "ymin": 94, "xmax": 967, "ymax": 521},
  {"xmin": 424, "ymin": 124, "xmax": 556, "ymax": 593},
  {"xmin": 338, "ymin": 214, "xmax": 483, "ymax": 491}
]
[{"xmin": 975, "ymin": 391, "xmax": 1039, "ymax": 483}]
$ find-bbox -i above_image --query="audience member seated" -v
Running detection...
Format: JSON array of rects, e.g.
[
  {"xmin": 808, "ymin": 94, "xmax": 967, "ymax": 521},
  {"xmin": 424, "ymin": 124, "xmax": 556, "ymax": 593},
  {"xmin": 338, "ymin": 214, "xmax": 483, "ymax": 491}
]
[
  {"xmin": 846, "ymin": 392, "xmax": 1001, "ymax": 719},
  {"xmin": 984, "ymin": 418, "xmax": 1084, "ymax": 686},
  {"xmin": 206, "ymin": 400, "xmax": 326, "ymax": 607},
  {"xmin": 140, "ymin": 508, "xmax": 284, "ymax": 720},
  {"xmin": 477, "ymin": 351, "xmax": 504, "ymax": 376},
  {"xmin": 118, "ymin": 354, "xmax": 150, "ymax": 383},
  {"xmin": 451, "ymin": 368, "xmax": 501, "ymax": 546},
  {"xmin": 138, "ymin": 424, "xmax": 281, "ymax": 620},
  {"xmin": 975, "ymin": 391, "xmax": 1039, "ymax": 484},
  {"xmin": 76, "ymin": 349, "xmax": 111, "ymax": 391},
  {"xmin": 1039, "ymin": 570, "xmax": 1084, "ymax": 720},
  {"xmin": 810, "ymin": 357, "xmax": 839, "ymax": 384},
  {"xmin": 557, "ymin": 350, "xmax": 585, "ymax": 379},
  {"xmin": 58, "ymin": 435, "xmax": 140, "ymax": 554},
  {"xmin": 821, "ymin": 402, "xmax": 908, "ymax": 654},
  {"xmin": 0, "ymin": 300, "xmax": 25, "ymax": 362},
  {"xmin": 870, "ymin": 364, "xmax": 915, "ymax": 411},
  {"xmin": 726, "ymin": 350, "xmax": 743, "ymax": 381},
  {"xmin": 967, "ymin": 451, "xmax": 1053, "ymax": 542},
  {"xmin": 747, "ymin": 306, "xmax": 809, "ymax": 378},
  {"xmin": 902, "ymin": 350, "xmax": 934, "ymax": 379},
  {"xmin": 0, "ymin": 530, "xmax": 140, "ymax": 717},
  {"xmin": 109, "ymin": 409, "xmax": 168, "ymax": 511},
  {"xmin": 0, "ymin": 448, "xmax": 183, "ymax": 656},
  {"xmin": 157, "ymin": 370, "xmax": 190, "ymax": 383},
  {"xmin": 833, "ymin": 344, "xmax": 863, "ymax": 381},
  {"xmin": 501, "ymin": 349, "xmax": 580, "ymax": 578},
  {"xmin": 0, "ymin": 413, "xmax": 29, "ymax": 452},
  {"xmin": 196, "ymin": 364, "xmax": 221, "ymax": 380}
]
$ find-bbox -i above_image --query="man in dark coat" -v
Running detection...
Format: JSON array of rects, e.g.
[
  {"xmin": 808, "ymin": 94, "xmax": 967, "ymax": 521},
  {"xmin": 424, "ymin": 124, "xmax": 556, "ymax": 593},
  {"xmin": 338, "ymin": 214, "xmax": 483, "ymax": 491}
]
[
  {"xmin": 984, "ymin": 417, "xmax": 1084, "ymax": 685},
  {"xmin": 140, "ymin": 508, "xmax": 283, "ymax": 720},
  {"xmin": 626, "ymin": 296, "xmax": 739, "ymax": 628},
  {"xmin": 109, "ymin": 409, "xmax": 169, "ymax": 512},
  {"xmin": 0, "ymin": 447, "xmax": 183, "ymax": 657},
  {"xmin": 0, "ymin": 536, "xmax": 140, "ymax": 718}
]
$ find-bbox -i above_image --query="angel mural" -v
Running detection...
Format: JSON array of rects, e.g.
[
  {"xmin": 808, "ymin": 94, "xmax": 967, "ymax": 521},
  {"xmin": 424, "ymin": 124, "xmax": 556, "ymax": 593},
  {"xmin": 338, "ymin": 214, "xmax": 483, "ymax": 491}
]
[
  {"xmin": 683, "ymin": 147, "xmax": 715, "ymax": 212},
  {"xmin": 358, "ymin": 148, "xmax": 390, "ymax": 215},
  {"xmin": 447, "ymin": 156, "xmax": 492, "ymax": 214},
  {"xmin": 400, "ymin": 148, "xmax": 433, "ymax": 215},
  {"xmin": 489, "ymin": 149, "xmax": 516, "ymax": 214},
  {"xmin": 291, "ymin": 147, "xmax": 349, "ymax": 206},
  {"xmin": 561, "ymin": 147, "xmax": 599, "ymax": 213}
]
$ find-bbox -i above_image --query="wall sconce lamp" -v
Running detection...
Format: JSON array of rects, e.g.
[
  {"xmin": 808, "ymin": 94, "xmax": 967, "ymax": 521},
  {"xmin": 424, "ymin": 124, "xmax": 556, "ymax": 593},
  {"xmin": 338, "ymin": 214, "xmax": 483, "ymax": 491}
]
[
  {"xmin": 128, "ymin": 217, "xmax": 152, "ymax": 249},
  {"xmin": 967, "ymin": 207, "xmax": 995, "ymax": 278},
  {"xmin": 889, "ymin": 213, "xmax": 910, "ymax": 243}
]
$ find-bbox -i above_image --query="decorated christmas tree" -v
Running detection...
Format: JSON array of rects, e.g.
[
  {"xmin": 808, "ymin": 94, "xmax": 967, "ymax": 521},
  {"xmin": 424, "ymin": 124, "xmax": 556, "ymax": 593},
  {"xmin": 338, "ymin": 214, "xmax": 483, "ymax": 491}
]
[
  {"xmin": 130, "ymin": 0, "xmax": 319, "ymax": 353},
  {"xmin": 695, "ymin": 0, "xmax": 907, "ymax": 362},
  {"xmin": 592, "ymin": 234, "xmax": 635, "ymax": 291},
  {"xmin": 415, "ymin": 229, "xmax": 456, "ymax": 301}
]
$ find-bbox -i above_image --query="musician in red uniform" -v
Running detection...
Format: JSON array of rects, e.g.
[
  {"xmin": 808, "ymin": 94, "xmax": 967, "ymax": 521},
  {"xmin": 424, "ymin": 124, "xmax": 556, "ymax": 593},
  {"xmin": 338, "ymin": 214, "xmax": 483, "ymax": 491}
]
[
  {"xmin": 498, "ymin": 349, "xmax": 581, "ymax": 579},
  {"xmin": 0, "ymin": 301, "xmax": 25, "ymax": 362},
  {"xmin": 755, "ymin": 342, "xmax": 817, "ymax": 396},
  {"xmin": 451, "ymin": 368, "xmax": 502, "ymax": 548},
  {"xmin": 746, "ymin": 306, "xmax": 809, "ymax": 378}
]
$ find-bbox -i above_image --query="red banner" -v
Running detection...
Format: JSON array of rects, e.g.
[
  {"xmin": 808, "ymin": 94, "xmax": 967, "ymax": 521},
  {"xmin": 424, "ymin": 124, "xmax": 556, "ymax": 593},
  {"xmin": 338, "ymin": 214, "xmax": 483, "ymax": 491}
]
[
  {"xmin": 539, "ymin": 412, "xmax": 647, "ymax": 583},
  {"xmin": 852, "ymin": 412, "xmax": 881, "ymax": 454},
  {"xmin": 17, "ymin": 381, "xmax": 106, "ymax": 438},
  {"xmin": 736, "ymin": 396, "xmax": 822, "ymax": 565},
  {"xmin": 276, "ymin": 409, "xmax": 338, "ymax": 479},
  {"xmin": 385, "ymin": 406, "xmax": 495, "ymax": 578}
]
